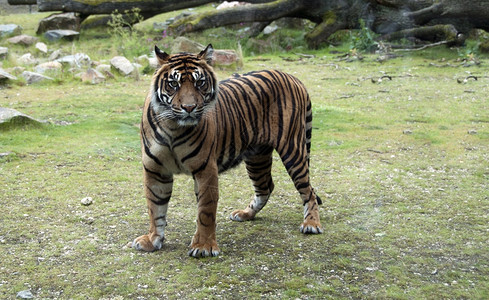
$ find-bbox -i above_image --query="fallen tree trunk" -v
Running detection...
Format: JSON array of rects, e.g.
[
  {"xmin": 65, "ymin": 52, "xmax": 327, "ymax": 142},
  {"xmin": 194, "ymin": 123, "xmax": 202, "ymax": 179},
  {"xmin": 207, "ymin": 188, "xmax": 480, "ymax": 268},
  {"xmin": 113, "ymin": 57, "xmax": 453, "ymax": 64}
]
[
  {"xmin": 168, "ymin": 0, "xmax": 304, "ymax": 36},
  {"xmin": 168, "ymin": 0, "xmax": 489, "ymax": 48},
  {"xmin": 37, "ymin": 0, "xmax": 213, "ymax": 15}
]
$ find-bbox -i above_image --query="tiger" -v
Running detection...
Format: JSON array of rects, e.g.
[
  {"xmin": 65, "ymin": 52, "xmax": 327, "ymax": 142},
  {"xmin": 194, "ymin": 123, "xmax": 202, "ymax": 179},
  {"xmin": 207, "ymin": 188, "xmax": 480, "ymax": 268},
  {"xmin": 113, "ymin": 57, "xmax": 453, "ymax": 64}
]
[{"xmin": 131, "ymin": 44, "xmax": 323, "ymax": 257}]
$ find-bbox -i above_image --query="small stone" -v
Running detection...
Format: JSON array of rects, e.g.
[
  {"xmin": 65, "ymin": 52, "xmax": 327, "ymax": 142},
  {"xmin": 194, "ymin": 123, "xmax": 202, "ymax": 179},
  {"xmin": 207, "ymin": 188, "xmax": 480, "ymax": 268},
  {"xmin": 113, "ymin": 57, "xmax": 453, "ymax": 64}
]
[
  {"xmin": 403, "ymin": 129, "xmax": 413, "ymax": 135},
  {"xmin": 56, "ymin": 53, "xmax": 91, "ymax": 67},
  {"xmin": 80, "ymin": 68, "xmax": 105, "ymax": 84},
  {"xmin": 263, "ymin": 24, "xmax": 278, "ymax": 35},
  {"xmin": 0, "ymin": 68, "xmax": 17, "ymax": 81},
  {"xmin": 35, "ymin": 61, "xmax": 63, "ymax": 74},
  {"xmin": 171, "ymin": 36, "xmax": 204, "ymax": 54},
  {"xmin": 212, "ymin": 49, "xmax": 240, "ymax": 70},
  {"xmin": 48, "ymin": 49, "xmax": 63, "ymax": 61},
  {"xmin": 148, "ymin": 57, "xmax": 159, "ymax": 69},
  {"xmin": 110, "ymin": 56, "xmax": 136, "ymax": 77},
  {"xmin": 44, "ymin": 29, "xmax": 79, "ymax": 42},
  {"xmin": 81, "ymin": 197, "xmax": 93, "ymax": 206},
  {"xmin": 21, "ymin": 71, "xmax": 53, "ymax": 84},
  {"xmin": 17, "ymin": 53, "xmax": 38, "ymax": 66},
  {"xmin": 0, "ymin": 24, "xmax": 22, "ymax": 38},
  {"xmin": 0, "ymin": 47, "xmax": 9, "ymax": 59},
  {"xmin": 16, "ymin": 290, "xmax": 33, "ymax": 299},
  {"xmin": 468, "ymin": 129, "xmax": 477, "ymax": 135},
  {"xmin": 35, "ymin": 42, "xmax": 48, "ymax": 54},
  {"xmin": 7, "ymin": 34, "xmax": 38, "ymax": 46}
]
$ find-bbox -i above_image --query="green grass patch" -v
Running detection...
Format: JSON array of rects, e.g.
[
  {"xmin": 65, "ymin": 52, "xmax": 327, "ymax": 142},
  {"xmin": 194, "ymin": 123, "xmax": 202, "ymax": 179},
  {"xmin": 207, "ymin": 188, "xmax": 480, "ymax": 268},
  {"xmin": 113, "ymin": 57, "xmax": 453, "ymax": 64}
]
[{"xmin": 1, "ymin": 10, "xmax": 489, "ymax": 300}]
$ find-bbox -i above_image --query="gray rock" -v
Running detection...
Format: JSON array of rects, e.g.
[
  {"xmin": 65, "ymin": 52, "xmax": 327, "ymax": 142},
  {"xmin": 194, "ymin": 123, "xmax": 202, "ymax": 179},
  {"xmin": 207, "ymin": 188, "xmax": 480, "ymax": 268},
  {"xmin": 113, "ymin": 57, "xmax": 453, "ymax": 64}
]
[
  {"xmin": 80, "ymin": 68, "xmax": 105, "ymax": 84},
  {"xmin": 35, "ymin": 61, "xmax": 63, "ymax": 74},
  {"xmin": 110, "ymin": 56, "xmax": 135, "ymax": 76},
  {"xmin": 0, "ymin": 108, "xmax": 44, "ymax": 129},
  {"xmin": 148, "ymin": 57, "xmax": 159, "ymax": 69},
  {"xmin": 17, "ymin": 53, "xmax": 38, "ymax": 66},
  {"xmin": 7, "ymin": 34, "xmax": 38, "ymax": 46},
  {"xmin": 35, "ymin": 42, "xmax": 48, "ymax": 54},
  {"xmin": 56, "ymin": 53, "xmax": 91, "ymax": 67},
  {"xmin": 36, "ymin": 12, "xmax": 80, "ymax": 35},
  {"xmin": 171, "ymin": 37, "xmax": 204, "ymax": 54},
  {"xmin": 153, "ymin": 21, "xmax": 170, "ymax": 31},
  {"xmin": 44, "ymin": 29, "xmax": 79, "ymax": 42},
  {"xmin": 80, "ymin": 197, "xmax": 93, "ymax": 206},
  {"xmin": 213, "ymin": 49, "xmax": 241, "ymax": 70},
  {"xmin": 16, "ymin": 289, "xmax": 34, "ymax": 299},
  {"xmin": 0, "ymin": 68, "xmax": 17, "ymax": 81},
  {"xmin": 263, "ymin": 24, "xmax": 278, "ymax": 35},
  {"xmin": 0, "ymin": 24, "xmax": 22, "ymax": 38},
  {"xmin": 95, "ymin": 64, "xmax": 115, "ymax": 78},
  {"xmin": 138, "ymin": 55, "xmax": 159, "ymax": 69},
  {"xmin": 0, "ymin": 47, "xmax": 8, "ymax": 59},
  {"xmin": 48, "ymin": 49, "xmax": 63, "ymax": 61},
  {"xmin": 21, "ymin": 71, "xmax": 53, "ymax": 84}
]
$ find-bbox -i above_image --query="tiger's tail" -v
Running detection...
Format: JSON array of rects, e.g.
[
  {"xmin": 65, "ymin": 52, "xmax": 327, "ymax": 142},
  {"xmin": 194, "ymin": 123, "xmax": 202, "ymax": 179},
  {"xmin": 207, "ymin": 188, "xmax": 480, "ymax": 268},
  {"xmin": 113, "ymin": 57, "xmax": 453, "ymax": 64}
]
[{"xmin": 305, "ymin": 94, "xmax": 322, "ymax": 205}]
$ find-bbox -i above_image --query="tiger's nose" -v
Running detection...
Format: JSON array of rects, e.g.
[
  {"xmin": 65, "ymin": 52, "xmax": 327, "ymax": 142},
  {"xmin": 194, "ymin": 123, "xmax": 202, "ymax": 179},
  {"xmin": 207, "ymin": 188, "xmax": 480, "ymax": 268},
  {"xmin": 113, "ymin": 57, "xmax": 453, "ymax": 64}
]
[{"xmin": 181, "ymin": 104, "xmax": 197, "ymax": 113}]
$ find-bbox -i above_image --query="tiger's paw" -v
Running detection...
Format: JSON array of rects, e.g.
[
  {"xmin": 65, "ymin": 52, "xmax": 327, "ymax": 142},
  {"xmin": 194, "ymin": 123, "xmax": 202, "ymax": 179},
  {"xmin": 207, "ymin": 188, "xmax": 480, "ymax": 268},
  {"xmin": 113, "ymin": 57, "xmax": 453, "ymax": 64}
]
[
  {"xmin": 300, "ymin": 220, "xmax": 323, "ymax": 234},
  {"xmin": 229, "ymin": 209, "xmax": 255, "ymax": 222},
  {"xmin": 188, "ymin": 235, "xmax": 220, "ymax": 258},
  {"xmin": 131, "ymin": 234, "xmax": 164, "ymax": 252}
]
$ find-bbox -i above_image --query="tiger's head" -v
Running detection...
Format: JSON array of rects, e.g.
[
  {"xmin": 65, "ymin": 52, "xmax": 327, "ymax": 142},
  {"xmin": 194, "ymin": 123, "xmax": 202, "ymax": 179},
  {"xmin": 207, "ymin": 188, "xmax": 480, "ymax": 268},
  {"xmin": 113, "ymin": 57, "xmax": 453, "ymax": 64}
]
[{"xmin": 151, "ymin": 44, "xmax": 218, "ymax": 127}]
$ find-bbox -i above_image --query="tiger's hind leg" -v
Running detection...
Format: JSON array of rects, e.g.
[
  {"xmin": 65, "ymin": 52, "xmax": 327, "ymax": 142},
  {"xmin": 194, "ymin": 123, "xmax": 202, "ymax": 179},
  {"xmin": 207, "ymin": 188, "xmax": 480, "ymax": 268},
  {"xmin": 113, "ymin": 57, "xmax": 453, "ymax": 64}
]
[
  {"xmin": 279, "ymin": 143, "xmax": 323, "ymax": 234},
  {"xmin": 230, "ymin": 146, "xmax": 274, "ymax": 222}
]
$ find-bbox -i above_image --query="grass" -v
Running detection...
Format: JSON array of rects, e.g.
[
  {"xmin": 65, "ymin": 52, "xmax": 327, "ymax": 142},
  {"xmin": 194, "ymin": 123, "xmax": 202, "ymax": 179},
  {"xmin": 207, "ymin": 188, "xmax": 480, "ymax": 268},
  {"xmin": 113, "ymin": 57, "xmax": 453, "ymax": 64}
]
[{"xmin": 1, "ymin": 9, "xmax": 489, "ymax": 299}]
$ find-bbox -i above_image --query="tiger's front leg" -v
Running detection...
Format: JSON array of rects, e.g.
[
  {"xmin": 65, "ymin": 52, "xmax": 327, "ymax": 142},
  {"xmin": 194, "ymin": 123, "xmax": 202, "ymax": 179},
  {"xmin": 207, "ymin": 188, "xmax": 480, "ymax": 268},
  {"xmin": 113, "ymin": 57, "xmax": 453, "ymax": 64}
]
[
  {"xmin": 132, "ymin": 170, "xmax": 173, "ymax": 252},
  {"xmin": 188, "ymin": 167, "xmax": 220, "ymax": 258}
]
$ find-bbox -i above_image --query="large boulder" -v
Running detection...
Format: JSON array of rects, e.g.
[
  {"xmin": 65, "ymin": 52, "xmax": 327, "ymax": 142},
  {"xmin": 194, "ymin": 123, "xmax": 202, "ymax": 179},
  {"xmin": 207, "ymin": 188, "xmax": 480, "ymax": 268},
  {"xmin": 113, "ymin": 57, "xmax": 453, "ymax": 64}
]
[
  {"xmin": 0, "ymin": 24, "xmax": 22, "ymax": 38},
  {"xmin": 36, "ymin": 13, "xmax": 80, "ymax": 35}
]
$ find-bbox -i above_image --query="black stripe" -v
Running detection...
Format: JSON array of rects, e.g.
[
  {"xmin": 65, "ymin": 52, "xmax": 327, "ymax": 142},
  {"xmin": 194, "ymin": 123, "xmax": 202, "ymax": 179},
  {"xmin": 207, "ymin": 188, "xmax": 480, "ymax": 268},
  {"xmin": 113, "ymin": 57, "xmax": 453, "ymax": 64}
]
[
  {"xmin": 147, "ymin": 185, "xmax": 171, "ymax": 205},
  {"xmin": 191, "ymin": 140, "xmax": 215, "ymax": 176}
]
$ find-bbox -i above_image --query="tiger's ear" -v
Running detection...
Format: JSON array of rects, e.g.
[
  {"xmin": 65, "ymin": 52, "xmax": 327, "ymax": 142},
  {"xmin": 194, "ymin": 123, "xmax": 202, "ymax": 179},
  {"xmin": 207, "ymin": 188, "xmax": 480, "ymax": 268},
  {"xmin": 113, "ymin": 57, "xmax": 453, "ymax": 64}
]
[
  {"xmin": 198, "ymin": 44, "xmax": 214, "ymax": 65},
  {"xmin": 155, "ymin": 45, "xmax": 170, "ymax": 65}
]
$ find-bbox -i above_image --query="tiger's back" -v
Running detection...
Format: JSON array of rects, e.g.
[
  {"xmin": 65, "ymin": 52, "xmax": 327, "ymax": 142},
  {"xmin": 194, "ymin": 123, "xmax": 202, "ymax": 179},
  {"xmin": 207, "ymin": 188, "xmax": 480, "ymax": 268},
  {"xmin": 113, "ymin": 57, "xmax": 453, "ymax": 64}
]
[
  {"xmin": 133, "ymin": 45, "xmax": 322, "ymax": 258},
  {"xmin": 211, "ymin": 70, "xmax": 313, "ymax": 173}
]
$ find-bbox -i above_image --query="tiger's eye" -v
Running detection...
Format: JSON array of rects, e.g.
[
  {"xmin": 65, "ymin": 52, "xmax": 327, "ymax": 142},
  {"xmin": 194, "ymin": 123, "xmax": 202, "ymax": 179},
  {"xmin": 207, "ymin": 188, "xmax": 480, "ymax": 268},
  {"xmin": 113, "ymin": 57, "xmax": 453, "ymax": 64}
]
[
  {"xmin": 168, "ymin": 80, "xmax": 179, "ymax": 88},
  {"xmin": 196, "ymin": 79, "xmax": 205, "ymax": 88}
]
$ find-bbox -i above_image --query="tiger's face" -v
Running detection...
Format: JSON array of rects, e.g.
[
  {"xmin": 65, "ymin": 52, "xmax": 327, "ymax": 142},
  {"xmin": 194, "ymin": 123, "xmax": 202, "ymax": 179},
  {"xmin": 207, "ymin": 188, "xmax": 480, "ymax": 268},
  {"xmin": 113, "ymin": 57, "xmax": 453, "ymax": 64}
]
[{"xmin": 151, "ymin": 44, "xmax": 218, "ymax": 126}]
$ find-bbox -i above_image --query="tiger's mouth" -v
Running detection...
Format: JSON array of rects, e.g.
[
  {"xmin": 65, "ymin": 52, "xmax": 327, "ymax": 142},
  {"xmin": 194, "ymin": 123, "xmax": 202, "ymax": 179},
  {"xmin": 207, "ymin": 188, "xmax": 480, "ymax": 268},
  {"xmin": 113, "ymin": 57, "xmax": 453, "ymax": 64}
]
[
  {"xmin": 174, "ymin": 109, "xmax": 203, "ymax": 126},
  {"xmin": 177, "ymin": 115, "xmax": 200, "ymax": 126}
]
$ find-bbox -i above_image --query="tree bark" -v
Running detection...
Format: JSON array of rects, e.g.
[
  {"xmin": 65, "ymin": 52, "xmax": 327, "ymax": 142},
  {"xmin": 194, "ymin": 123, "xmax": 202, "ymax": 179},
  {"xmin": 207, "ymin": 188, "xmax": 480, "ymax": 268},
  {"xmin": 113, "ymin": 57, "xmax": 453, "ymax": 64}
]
[
  {"xmin": 30, "ymin": 0, "xmax": 489, "ymax": 49},
  {"xmin": 168, "ymin": 0, "xmax": 304, "ymax": 36},
  {"xmin": 37, "ymin": 0, "xmax": 214, "ymax": 14},
  {"xmin": 7, "ymin": 0, "xmax": 36, "ymax": 5}
]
